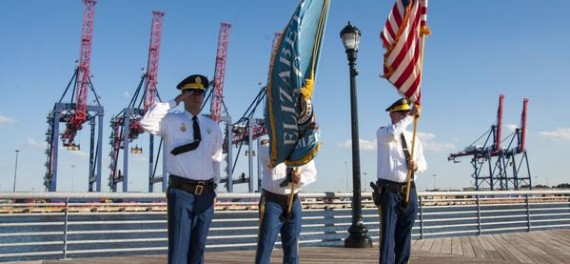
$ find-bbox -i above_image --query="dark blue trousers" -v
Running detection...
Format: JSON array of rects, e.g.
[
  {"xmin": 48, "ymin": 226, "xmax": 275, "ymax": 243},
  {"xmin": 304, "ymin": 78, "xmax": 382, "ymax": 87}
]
[
  {"xmin": 378, "ymin": 180, "xmax": 418, "ymax": 264},
  {"xmin": 255, "ymin": 194, "xmax": 302, "ymax": 264},
  {"xmin": 167, "ymin": 187, "xmax": 215, "ymax": 264}
]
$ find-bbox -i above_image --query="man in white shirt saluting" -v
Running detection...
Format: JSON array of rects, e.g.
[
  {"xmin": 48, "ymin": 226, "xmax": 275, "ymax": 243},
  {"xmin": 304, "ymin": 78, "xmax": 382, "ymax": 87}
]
[{"xmin": 140, "ymin": 74, "xmax": 223, "ymax": 264}]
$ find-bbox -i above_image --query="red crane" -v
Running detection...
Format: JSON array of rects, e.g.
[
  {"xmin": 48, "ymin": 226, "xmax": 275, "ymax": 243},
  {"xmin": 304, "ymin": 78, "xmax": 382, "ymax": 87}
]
[
  {"xmin": 210, "ymin": 22, "xmax": 232, "ymax": 123},
  {"xmin": 128, "ymin": 11, "xmax": 165, "ymax": 138},
  {"xmin": 494, "ymin": 94, "xmax": 504, "ymax": 153},
  {"xmin": 62, "ymin": 0, "xmax": 96, "ymax": 147},
  {"xmin": 518, "ymin": 98, "xmax": 528, "ymax": 153},
  {"xmin": 448, "ymin": 95, "xmax": 532, "ymax": 190},
  {"xmin": 45, "ymin": 0, "xmax": 104, "ymax": 192},
  {"xmin": 143, "ymin": 11, "xmax": 164, "ymax": 114},
  {"xmin": 108, "ymin": 11, "xmax": 165, "ymax": 192}
]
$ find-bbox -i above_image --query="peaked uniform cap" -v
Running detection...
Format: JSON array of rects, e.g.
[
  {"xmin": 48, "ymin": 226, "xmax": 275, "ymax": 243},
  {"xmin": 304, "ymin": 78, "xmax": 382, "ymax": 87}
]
[
  {"xmin": 177, "ymin": 74, "xmax": 209, "ymax": 91},
  {"xmin": 386, "ymin": 98, "xmax": 411, "ymax": 112}
]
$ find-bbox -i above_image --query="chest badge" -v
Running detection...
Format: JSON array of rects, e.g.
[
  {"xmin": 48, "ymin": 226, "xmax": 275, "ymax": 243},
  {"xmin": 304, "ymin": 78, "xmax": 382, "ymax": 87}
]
[
  {"xmin": 180, "ymin": 123, "xmax": 187, "ymax": 132},
  {"xmin": 207, "ymin": 128, "xmax": 212, "ymax": 135}
]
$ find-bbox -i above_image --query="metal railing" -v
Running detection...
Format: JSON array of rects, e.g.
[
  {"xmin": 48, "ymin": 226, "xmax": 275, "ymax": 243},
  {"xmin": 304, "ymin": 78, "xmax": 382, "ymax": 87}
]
[{"xmin": 0, "ymin": 190, "xmax": 569, "ymax": 262}]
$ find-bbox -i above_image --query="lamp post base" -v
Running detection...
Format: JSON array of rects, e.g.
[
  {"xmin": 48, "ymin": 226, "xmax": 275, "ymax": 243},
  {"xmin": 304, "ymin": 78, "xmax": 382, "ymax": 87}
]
[{"xmin": 344, "ymin": 223, "xmax": 373, "ymax": 248}]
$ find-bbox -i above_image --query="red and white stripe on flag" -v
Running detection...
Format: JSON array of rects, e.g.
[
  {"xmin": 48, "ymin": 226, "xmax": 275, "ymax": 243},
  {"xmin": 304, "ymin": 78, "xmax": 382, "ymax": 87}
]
[{"xmin": 381, "ymin": 0, "xmax": 428, "ymax": 105}]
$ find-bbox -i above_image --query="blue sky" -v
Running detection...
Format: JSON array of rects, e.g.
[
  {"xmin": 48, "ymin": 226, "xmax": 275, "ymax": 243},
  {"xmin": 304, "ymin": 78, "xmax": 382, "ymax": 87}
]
[{"xmin": 1, "ymin": 0, "xmax": 569, "ymax": 193}]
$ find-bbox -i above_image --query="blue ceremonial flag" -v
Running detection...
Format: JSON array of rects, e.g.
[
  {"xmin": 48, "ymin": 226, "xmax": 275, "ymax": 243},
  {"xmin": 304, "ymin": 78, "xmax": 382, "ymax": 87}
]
[{"xmin": 265, "ymin": 0, "xmax": 330, "ymax": 168}]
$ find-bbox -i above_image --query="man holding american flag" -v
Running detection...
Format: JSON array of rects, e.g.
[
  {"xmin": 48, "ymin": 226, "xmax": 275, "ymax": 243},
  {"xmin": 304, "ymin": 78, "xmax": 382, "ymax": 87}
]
[
  {"xmin": 377, "ymin": 0, "xmax": 430, "ymax": 263},
  {"xmin": 374, "ymin": 98, "xmax": 427, "ymax": 264}
]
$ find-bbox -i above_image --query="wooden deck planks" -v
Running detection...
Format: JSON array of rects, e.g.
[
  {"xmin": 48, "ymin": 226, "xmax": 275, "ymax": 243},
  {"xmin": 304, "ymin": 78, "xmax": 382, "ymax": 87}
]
[
  {"xmin": 19, "ymin": 230, "xmax": 569, "ymax": 264},
  {"xmin": 439, "ymin": 237, "xmax": 453, "ymax": 254},
  {"xmin": 450, "ymin": 236, "xmax": 462, "ymax": 255},
  {"xmin": 418, "ymin": 237, "xmax": 434, "ymax": 252},
  {"xmin": 532, "ymin": 230, "xmax": 570, "ymax": 258},
  {"xmin": 469, "ymin": 234, "xmax": 490, "ymax": 259},
  {"xmin": 517, "ymin": 231, "xmax": 569, "ymax": 264},
  {"xmin": 460, "ymin": 236, "xmax": 476, "ymax": 257},
  {"xmin": 494, "ymin": 233, "xmax": 535, "ymax": 264}
]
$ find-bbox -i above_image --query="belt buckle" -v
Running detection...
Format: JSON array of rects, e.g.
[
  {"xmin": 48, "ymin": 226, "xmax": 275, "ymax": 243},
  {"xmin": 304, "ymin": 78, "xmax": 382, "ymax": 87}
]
[
  {"xmin": 401, "ymin": 183, "xmax": 409, "ymax": 194},
  {"xmin": 195, "ymin": 181, "xmax": 205, "ymax": 195}
]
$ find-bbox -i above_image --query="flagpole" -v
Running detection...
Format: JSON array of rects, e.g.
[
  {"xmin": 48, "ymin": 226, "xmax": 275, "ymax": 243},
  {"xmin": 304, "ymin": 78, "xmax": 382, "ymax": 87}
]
[
  {"xmin": 286, "ymin": 168, "xmax": 298, "ymax": 219},
  {"xmin": 404, "ymin": 24, "xmax": 429, "ymax": 204},
  {"xmin": 404, "ymin": 116, "xmax": 418, "ymax": 204}
]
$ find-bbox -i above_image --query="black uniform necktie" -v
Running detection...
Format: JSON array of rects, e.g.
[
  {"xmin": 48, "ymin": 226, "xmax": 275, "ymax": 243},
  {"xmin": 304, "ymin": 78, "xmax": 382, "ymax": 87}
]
[{"xmin": 171, "ymin": 116, "xmax": 201, "ymax": 155}]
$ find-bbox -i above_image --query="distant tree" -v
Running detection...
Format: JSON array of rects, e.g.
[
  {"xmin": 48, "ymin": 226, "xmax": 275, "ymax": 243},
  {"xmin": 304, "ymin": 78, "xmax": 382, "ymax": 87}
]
[{"xmin": 555, "ymin": 183, "xmax": 570, "ymax": 189}]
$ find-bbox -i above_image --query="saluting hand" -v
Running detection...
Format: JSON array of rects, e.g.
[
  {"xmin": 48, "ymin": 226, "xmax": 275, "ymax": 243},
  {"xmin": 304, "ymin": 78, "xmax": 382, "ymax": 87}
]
[{"xmin": 174, "ymin": 92, "xmax": 192, "ymax": 105}]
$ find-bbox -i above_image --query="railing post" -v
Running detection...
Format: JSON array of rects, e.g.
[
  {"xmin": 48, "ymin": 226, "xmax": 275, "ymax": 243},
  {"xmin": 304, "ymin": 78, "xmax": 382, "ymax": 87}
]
[
  {"xmin": 418, "ymin": 195, "xmax": 424, "ymax": 239},
  {"xmin": 63, "ymin": 197, "xmax": 69, "ymax": 259},
  {"xmin": 525, "ymin": 194, "xmax": 532, "ymax": 232},
  {"xmin": 476, "ymin": 195, "xmax": 482, "ymax": 235}
]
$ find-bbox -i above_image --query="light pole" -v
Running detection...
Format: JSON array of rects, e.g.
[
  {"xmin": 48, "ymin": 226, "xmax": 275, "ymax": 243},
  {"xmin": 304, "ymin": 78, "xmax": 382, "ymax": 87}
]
[
  {"xmin": 71, "ymin": 165, "xmax": 76, "ymax": 192},
  {"xmin": 433, "ymin": 174, "xmax": 436, "ymax": 191},
  {"xmin": 344, "ymin": 161, "xmax": 349, "ymax": 192},
  {"xmin": 13, "ymin": 150, "xmax": 19, "ymax": 192},
  {"xmin": 340, "ymin": 21, "xmax": 372, "ymax": 248}
]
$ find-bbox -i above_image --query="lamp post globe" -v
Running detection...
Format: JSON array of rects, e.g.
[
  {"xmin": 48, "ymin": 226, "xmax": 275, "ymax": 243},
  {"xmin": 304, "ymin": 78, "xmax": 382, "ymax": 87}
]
[
  {"xmin": 340, "ymin": 21, "xmax": 372, "ymax": 248},
  {"xmin": 340, "ymin": 22, "xmax": 361, "ymax": 52}
]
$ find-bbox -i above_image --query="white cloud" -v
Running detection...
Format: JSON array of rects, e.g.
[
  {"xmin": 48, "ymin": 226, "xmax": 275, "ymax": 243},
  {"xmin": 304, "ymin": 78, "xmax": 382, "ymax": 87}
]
[
  {"xmin": 133, "ymin": 156, "xmax": 149, "ymax": 162},
  {"xmin": 417, "ymin": 132, "xmax": 455, "ymax": 153},
  {"xmin": 359, "ymin": 139, "xmax": 376, "ymax": 151},
  {"xmin": 338, "ymin": 139, "xmax": 377, "ymax": 151},
  {"xmin": 339, "ymin": 132, "xmax": 455, "ymax": 153},
  {"xmin": 123, "ymin": 91, "xmax": 131, "ymax": 99},
  {"xmin": 0, "ymin": 115, "xmax": 16, "ymax": 124},
  {"xmin": 27, "ymin": 137, "xmax": 47, "ymax": 149},
  {"xmin": 504, "ymin": 123, "xmax": 518, "ymax": 133},
  {"xmin": 70, "ymin": 150, "xmax": 89, "ymax": 159},
  {"xmin": 538, "ymin": 128, "xmax": 570, "ymax": 141}
]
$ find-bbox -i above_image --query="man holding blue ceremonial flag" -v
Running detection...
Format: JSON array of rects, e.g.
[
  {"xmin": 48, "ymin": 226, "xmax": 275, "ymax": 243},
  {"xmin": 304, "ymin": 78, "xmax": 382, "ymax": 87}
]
[
  {"xmin": 258, "ymin": 0, "xmax": 329, "ymax": 263},
  {"xmin": 264, "ymin": 0, "xmax": 328, "ymax": 168}
]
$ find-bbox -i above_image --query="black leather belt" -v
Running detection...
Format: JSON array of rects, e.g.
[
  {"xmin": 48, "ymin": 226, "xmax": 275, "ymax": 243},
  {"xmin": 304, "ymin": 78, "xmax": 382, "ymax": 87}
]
[
  {"xmin": 169, "ymin": 175, "xmax": 215, "ymax": 195},
  {"xmin": 263, "ymin": 190, "xmax": 297, "ymax": 205},
  {"xmin": 380, "ymin": 181, "xmax": 415, "ymax": 193}
]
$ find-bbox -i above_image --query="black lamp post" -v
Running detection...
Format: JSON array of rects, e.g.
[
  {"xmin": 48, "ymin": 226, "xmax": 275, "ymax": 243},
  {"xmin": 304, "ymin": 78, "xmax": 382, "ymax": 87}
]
[{"xmin": 340, "ymin": 21, "xmax": 372, "ymax": 248}]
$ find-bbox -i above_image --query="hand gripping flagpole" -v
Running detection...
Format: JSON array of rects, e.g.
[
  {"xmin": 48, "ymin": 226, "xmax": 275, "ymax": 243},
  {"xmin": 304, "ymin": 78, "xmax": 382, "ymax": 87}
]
[
  {"xmin": 287, "ymin": 168, "xmax": 298, "ymax": 219},
  {"xmin": 404, "ymin": 23, "xmax": 430, "ymax": 205}
]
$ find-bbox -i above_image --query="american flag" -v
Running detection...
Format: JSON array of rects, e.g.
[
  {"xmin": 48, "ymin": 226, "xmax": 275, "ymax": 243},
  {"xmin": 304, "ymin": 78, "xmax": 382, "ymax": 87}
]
[{"xmin": 381, "ymin": 0, "xmax": 429, "ymax": 105}]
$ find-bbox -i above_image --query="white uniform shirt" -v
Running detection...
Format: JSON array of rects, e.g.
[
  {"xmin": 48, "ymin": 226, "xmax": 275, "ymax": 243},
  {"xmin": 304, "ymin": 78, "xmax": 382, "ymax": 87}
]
[
  {"xmin": 258, "ymin": 143, "xmax": 317, "ymax": 195},
  {"xmin": 140, "ymin": 100, "xmax": 223, "ymax": 185},
  {"xmin": 376, "ymin": 115, "xmax": 427, "ymax": 183}
]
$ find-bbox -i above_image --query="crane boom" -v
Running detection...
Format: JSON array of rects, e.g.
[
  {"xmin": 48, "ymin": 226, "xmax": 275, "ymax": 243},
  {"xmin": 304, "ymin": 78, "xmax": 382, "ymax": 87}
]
[
  {"xmin": 210, "ymin": 22, "xmax": 232, "ymax": 123},
  {"xmin": 62, "ymin": 0, "xmax": 96, "ymax": 146},
  {"xmin": 494, "ymin": 94, "xmax": 504, "ymax": 153},
  {"xmin": 143, "ymin": 11, "xmax": 164, "ymax": 113},
  {"xmin": 519, "ymin": 98, "xmax": 528, "ymax": 153}
]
